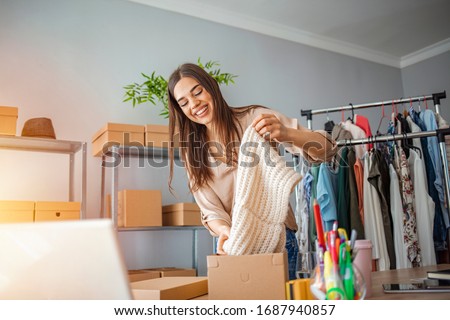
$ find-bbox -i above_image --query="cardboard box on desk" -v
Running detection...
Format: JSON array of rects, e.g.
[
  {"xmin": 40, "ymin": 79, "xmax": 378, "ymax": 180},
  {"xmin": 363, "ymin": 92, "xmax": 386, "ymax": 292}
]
[
  {"xmin": 128, "ymin": 268, "xmax": 196, "ymax": 282},
  {"xmin": 91, "ymin": 123, "xmax": 145, "ymax": 157},
  {"xmin": 144, "ymin": 267, "xmax": 197, "ymax": 277},
  {"xmin": 131, "ymin": 277, "xmax": 208, "ymax": 300},
  {"xmin": 34, "ymin": 201, "xmax": 81, "ymax": 222},
  {"xmin": 118, "ymin": 190, "xmax": 162, "ymax": 227},
  {"xmin": 128, "ymin": 270, "xmax": 161, "ymax": 283},
  {"xmin": 162, "ymin": 203, "xmax": 202, "ymax": 226},
  {"xmin": 0, "ymin": 200, "xmax": 34, "ymax": 223},
  {"xmin": 207, "ymin": 252, "xmax": 288, "ymax": 300},
  {"xmin": 0, "ymin": 106, "xmax": 18, "ymax": 135}
]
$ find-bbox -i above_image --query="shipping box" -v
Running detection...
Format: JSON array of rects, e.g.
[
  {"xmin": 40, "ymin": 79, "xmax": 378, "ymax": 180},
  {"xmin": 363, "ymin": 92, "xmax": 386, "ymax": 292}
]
[
  {"xmin": 145, "ymin": 124, "xmax": 180, "ymax": 148},
  {"xmin": 34, "ymin": 201, "xmax": 81, "ymax": 222},
  {"xmin": 128, "ymin": 268, "xmax": 196, "ymax": 282},
  {"xmin": 128, "ymin": 270, "xmax": 161, "ymax": 283},
  {"xmin": 0, "ymin": 200, "xmax": 34, "ymax": 223},
  {"xmin": 118, "ymin": 190, "xmax": 162, "ymax": 227},
  {"xmin": 131, "ymin": 276, "xmax": 208, "ymax": 300},
  {"xmin": 162, "ymin": 203, "xmax": 202, "ymax": 226},
  {"xmin": 91, "ymin": 123, "xmax": 145, "ymax": 157},
  {"xmin": 145, "ymin": 124, "xmax": 169, "ymax": 148},
  {"xmin": 143, "ymin": 267, "xmax": 196, "ymax": 277},
  {"xmin": 207, "ymin": 252, "xmax": 288, "ymax": 300},
  {"xmin": 0, "ymin": 106, "xmax": 18, "ymax": 136}
]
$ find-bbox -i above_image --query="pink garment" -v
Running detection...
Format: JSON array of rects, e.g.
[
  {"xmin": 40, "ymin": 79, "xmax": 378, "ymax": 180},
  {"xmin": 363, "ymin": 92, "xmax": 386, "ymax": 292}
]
[{"xmin": 354, "ymin": 114, "xmax": 374, "ymax": 150}]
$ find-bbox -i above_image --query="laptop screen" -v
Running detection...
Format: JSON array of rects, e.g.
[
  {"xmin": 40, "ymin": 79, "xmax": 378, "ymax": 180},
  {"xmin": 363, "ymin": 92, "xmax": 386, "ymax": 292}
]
[{"xmin": 0, "ymin": 219, "xmax": 132, "ymax": 299}]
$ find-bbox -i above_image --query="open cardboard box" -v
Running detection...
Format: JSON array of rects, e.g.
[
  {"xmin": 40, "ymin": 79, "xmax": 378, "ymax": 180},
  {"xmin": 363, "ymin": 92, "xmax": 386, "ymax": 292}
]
[{"xmin": 207, "ymin": 252, "xmax": 288, "ymax": 300}]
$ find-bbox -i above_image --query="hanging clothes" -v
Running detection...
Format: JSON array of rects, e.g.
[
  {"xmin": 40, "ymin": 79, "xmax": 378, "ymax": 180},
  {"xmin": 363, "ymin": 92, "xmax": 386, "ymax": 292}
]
[
  {"xmin": 354, "ymin": 157, "xmax": 365, "ymax": 226},
  {"xmin": 341, "ymin": 119, "xmax": 368, "ymax": 159},
  {"xmin": 337, "ymin": 147, "xmax": 350, "ymax": 233},
  {"xmin": 347, "ymin": 146, "xmax": 365, "ymax": 239},
  {"xmin": 296, "ymin": 161, "xmax": 313, "ymax": 253},
  {"xmin": 389, "ymin": 162, "xmax": 412, "ymax": 269},
  {"xmin": 368, "ymin": 149, "xmax": 396, "ymax": 269},
  {"xmin": 354, "ymin": 114, "xmax": 374, "ymax": 150},
  {"xmin": 363, "ymin": 153, "xmax": 390, "ymax": 271},
  {"xmin": 316, "ymin": 163, "xmax": 339, "ymax": 232},
  {"xmin": 393, "ymin": 145, "xmax": 422, "ymax": 267},
  {"xmin": 411, "ymin": 109, "xmax": 449, "ymax": 251},
  {"xmin": 408, "ymin": 149, "xmax": 436, "ymax": 266},
  {"xmin": 309, "ymin": 164, "xmax": 320, "ymax": 247}
]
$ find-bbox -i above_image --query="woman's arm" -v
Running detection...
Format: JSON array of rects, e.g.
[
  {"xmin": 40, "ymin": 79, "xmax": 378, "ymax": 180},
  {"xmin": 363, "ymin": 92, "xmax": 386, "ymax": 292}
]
[{"xmin": 252, "ymin": 113, "xmax": 336, "ymax": 162}]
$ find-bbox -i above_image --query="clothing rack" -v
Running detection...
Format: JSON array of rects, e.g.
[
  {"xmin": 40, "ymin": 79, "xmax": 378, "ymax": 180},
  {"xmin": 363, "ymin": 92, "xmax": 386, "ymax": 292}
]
[
  {"xmin": 336, "ymin": 129, "xmax": 450, "ymax": 212},
  {"xmin": 298, "ymin": 90, "xmax": 450, "ymax": 262},
  {"xmin": 300, "ymin": 91, "xmax": 446, "ymax": 130}
]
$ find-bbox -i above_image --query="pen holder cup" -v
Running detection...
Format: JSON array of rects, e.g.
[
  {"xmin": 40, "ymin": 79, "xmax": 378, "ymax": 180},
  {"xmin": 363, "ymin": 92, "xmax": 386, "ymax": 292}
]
[{"xmin": 309, "ymin": 263, "xmax": 366, "ymax": 300}]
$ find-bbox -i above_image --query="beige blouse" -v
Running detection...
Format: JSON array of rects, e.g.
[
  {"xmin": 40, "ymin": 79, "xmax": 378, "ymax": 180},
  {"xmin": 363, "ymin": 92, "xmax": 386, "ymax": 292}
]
[{"xmin": 191, "ymin": 106, "xmax": 336, "ymax": 237}]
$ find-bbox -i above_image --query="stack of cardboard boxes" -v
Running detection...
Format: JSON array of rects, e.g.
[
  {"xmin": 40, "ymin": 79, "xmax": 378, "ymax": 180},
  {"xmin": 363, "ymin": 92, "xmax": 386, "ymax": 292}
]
[
  {"xmin": 91, "ymin": 122, "xmax": 177, "ymax": 157},
  {"xmin": 128, "ymin": 253, "xmax": 290, "ymax": 300},
  {"xmin": 0, "ymin": 201, "xmax": 81, "ymax": 223}
]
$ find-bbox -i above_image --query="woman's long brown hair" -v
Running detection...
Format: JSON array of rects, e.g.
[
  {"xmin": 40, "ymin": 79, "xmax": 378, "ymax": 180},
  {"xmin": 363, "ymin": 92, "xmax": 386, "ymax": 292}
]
[{"xmin": 167, "ymin": 63, "xmax": 255, "ymax": 193}]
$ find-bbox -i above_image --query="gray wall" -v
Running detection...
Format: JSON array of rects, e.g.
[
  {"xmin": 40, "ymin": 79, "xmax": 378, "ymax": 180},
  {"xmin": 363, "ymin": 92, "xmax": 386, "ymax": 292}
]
[
  {"xmin": 2, "ymin": 0, "xmax": 445, "ymax": 275},
  {"xmin": 402, "ymin": 52, "xmax": 450, "ymax": 121}
]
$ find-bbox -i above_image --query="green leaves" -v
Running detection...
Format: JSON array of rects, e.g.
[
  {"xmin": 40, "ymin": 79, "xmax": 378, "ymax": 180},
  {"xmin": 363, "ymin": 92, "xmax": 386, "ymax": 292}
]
[{"xmin": 122, "ymin": 58, "xmax": 237, "ymax": 118}]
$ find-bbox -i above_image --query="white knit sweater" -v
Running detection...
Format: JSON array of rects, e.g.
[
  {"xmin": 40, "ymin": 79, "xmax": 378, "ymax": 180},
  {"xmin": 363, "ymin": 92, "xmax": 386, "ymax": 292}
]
[{"xmin": 223, "ymin": 126, "xmax": 302, "ymax": 255}]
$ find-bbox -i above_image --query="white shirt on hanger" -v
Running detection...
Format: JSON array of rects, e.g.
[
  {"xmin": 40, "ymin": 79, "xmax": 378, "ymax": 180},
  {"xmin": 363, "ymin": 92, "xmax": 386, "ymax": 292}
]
[{"xmin": 408, "ymin": 149, "xmax": 436, "ymax": 266}]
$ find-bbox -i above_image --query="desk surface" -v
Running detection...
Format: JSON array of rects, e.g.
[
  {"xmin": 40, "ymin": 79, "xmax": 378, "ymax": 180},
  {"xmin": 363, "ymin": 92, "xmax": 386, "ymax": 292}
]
[{"xmin": 370, "ymin": 264, "xmax": 450, "ymax": 300}]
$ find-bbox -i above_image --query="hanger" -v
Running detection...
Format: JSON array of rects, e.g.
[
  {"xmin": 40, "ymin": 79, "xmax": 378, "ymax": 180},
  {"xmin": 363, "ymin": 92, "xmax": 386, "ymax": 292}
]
[
  {"xmin": 402, "ymin": 132, "xmax": 422, "ymax": 159},
  {"xmin": 402, "ymin": 97, "xmax": 409, "ymax": 118},
  {"xmin": 347, "ymin": 103, "xmax": 354, "ymax": 123},
  {"xmin": 324, "ymin": 109, "xmax": 335, "ymax": 134},
  {"xmin": 376, "ymin": 102, "xmax": 390, "ymax": 135}
]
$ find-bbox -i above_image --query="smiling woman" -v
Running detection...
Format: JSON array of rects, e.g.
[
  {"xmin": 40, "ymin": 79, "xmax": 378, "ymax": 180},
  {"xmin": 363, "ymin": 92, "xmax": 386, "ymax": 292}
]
[{"xmin": 166, "ymin": 62, "xmax": 337, "ymax": 280}]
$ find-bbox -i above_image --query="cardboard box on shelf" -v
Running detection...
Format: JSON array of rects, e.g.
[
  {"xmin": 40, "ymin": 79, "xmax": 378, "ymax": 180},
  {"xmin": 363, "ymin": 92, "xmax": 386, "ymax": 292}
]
[
  {"xmin": 145, "ymin": 124, "xmax": 181, "ymax": 148},
  {"xmin": 0, "ymin": 200, "xmax": 35, "ymax": 223},
  {"xmin": 118, "ymin": 189, "xmax": 162, "ymax": 228},
  {"xmin": 131, "ymin": 277, "xmax": 208, "ymax": 300},
  {"xmin": 34, "ymin": 201, "xmax": 81, "ymax": 222},
  {"xmin": 91, "ymin": 122, "xmax": 145, "ymax": 157},
  {"xmin": 162, "ymin": 203, "xmax": 202, "ymax": 226},
  {"xmin": 207, "ymin": 252, "xmax": 288, "ymax": 300},
  {"xmin": 0, "ymin": 106, "xmax": 18, "ymax": 136},
  {"xmin": 144, "ymin": 124, "xmax": 169, "ymax": 148}
]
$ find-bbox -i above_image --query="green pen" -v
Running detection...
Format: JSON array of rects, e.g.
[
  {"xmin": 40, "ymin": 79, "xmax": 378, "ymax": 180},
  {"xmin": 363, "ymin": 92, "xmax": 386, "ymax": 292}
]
[{"xmin": 343, "ymin": 251, "xmax": 354, "ymax": 300}]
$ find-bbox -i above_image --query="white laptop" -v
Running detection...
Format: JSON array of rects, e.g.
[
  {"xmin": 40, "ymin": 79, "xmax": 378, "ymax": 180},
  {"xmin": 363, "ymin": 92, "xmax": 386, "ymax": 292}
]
[{"xmin": 0, "ymin": 219, "xmax": 132, "ymax": 299}]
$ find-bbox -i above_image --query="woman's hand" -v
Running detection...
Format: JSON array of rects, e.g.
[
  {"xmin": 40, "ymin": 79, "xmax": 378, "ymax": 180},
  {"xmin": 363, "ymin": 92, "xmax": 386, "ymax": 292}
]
[
  {"xmin": 252, "ymin": 113, "xmax": 290, "ymax": 142},
  {"xmin": 216, "ymin": 224, "xmax": 231, "ymax": 255}
]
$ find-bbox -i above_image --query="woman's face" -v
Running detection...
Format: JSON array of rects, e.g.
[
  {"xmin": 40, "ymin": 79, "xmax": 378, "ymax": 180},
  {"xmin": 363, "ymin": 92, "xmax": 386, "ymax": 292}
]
[{"xmin": 173, "ymin": 76, "xmax": 214, "ymax": 129}]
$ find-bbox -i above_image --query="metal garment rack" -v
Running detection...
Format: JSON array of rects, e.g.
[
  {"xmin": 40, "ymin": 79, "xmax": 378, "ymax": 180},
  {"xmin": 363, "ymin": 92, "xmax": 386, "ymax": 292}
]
[
  {"xmin": 301, "ymin": 91, "xmax": 447, "ymax": 130},
  {"xmin": 299, "ymin": 90, "xmax": 450, "ymax": 257}
]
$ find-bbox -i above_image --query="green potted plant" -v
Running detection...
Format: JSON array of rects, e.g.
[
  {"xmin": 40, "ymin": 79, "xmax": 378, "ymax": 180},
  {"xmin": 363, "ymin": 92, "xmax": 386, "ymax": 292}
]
[{"xmin": 123, "ymin": 58, "xmax": 237, "ymax": 118}]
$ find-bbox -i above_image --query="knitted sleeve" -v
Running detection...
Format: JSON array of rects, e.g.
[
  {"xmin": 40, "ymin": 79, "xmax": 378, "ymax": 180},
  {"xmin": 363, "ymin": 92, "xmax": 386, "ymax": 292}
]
[{"xmin": 223, "ymin": 126, "xmax": 302, "ymax": 255}]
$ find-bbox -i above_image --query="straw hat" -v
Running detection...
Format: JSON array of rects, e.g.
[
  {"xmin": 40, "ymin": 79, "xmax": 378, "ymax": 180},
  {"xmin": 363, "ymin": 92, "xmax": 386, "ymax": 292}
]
[{"xmin": 21, "ymin": 117, "xmax": 56, "ymax": 139}]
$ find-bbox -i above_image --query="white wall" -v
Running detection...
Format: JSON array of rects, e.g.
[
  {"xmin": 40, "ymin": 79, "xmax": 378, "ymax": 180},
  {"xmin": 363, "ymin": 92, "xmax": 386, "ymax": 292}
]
[{"xmin": 1, "ymin": 0, "xmax": 416, "ymax": 275}]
